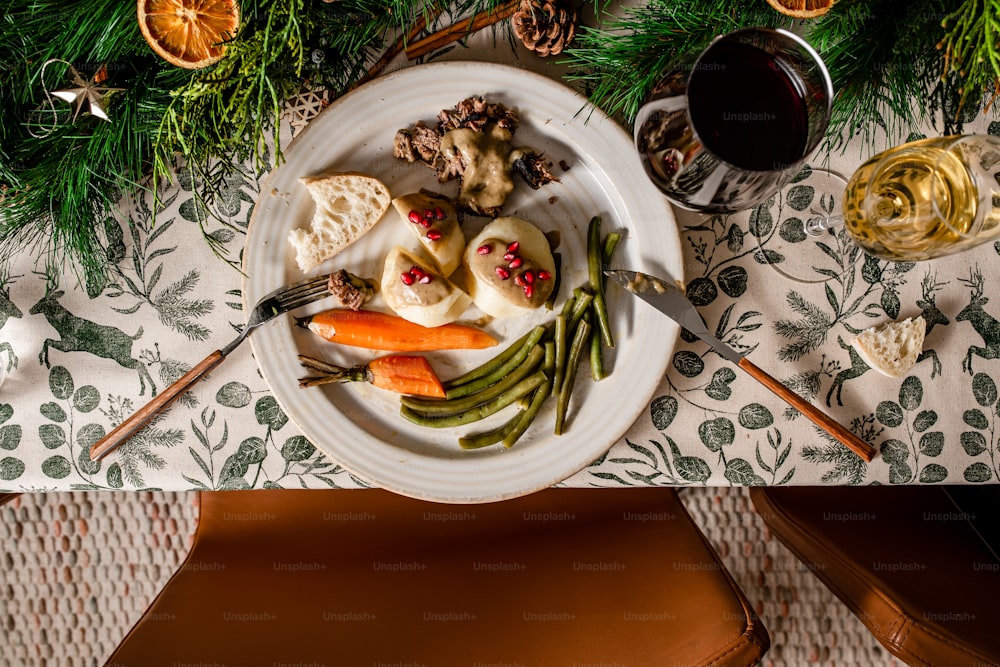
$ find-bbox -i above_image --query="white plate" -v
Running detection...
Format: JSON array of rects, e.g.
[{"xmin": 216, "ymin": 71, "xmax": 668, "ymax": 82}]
[{"xmin": 244, "ymin": 62, "xmax": 682, "ymax": 503}]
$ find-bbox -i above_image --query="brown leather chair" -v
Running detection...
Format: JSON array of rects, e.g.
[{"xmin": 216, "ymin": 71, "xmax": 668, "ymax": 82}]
[
  {"xmin": 750, "ymin": 486, "xmax": 1000, "ymax": 667},
  {"xmin": 106, "ymin": 488, "xmax": 769, "ymax": 667}
]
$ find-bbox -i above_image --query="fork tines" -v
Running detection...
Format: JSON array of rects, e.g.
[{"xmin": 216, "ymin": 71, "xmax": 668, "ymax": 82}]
[{"xmin": 276, "ymin": 275, "xmax": 330, "ymax": 309}]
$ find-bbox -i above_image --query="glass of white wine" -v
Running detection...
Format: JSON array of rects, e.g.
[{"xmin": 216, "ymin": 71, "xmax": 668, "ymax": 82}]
[{"xmin": 759, "ymin": 134, "xmax": 1000, "ymax": 281}]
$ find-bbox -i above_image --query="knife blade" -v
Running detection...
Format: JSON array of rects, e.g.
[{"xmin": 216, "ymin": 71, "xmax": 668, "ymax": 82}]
[
  {"xmin": 606, "ymin": 269, "xmax": 877, "ymax": 463},
  {"xmin": 604, "ymin": 270, "xmax": 743, "ymax": 364}
]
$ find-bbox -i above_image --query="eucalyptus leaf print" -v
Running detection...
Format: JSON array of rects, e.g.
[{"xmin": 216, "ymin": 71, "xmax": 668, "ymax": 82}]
[
  {"xmin": 958, "ymin": 373, "xmax": 1000, "ymax": 482},
  {"xmin": 0, "ymin": 403, "xmax": 20, "ymax": 451},
  {"xmin": 870, "ymin": 376, "xmax": 947, "ymax": 483},
  {"xmin": 699, "ymin": 417, "xmax": 735, "ymax": 453}
]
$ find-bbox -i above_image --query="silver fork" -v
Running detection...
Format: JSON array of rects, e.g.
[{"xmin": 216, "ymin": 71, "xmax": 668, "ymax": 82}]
[{"xmin": 89, "ymin": 274, "xmax": 331, "ymax": 461}]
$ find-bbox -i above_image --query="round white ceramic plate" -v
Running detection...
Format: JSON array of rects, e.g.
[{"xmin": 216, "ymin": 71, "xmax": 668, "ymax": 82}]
[{"xmin": 244, "ymin": 62, "xmax": 682, "ymax": 503}]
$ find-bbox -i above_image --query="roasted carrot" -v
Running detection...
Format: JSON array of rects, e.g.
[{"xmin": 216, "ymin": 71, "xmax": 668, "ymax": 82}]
[
  {"xmin": 298, "ymin": 354, "xmax": 446, "ymax": 398},
  {"xmin": 298, "ymin": 309, "xmax": 498, "ymax": 351}
]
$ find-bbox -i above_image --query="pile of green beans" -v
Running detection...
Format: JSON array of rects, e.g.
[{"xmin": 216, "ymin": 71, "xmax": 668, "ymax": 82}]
[{"xmin": 399, "ymin": 216, "xmax": 621, "ymax": 449}]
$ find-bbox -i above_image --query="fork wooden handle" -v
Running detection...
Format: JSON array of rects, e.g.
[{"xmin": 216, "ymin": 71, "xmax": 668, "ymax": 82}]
[
  {"xmin": 89, "ymin": 350, "xmax": 226, "ymax": 462},
  {"xmin": 738, "ymin": 357, "xmax": 877, "ymax": 463}
]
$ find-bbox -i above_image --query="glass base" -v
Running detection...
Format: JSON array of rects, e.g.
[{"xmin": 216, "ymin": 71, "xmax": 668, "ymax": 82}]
[{"xmin": 754, "ymin": 168, "xmax": 857, "ymax": 284}]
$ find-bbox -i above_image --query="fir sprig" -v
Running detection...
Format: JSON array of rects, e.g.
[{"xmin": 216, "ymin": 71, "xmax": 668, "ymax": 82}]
[{"xmin": 939, "ymin": 0, "xmax": 1000, "ymax": 112}]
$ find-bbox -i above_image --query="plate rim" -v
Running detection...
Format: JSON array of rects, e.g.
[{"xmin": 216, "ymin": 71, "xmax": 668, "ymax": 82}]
[{"xmin": 242, "ymin": 61, "xmax": 682, "ymax": 503}]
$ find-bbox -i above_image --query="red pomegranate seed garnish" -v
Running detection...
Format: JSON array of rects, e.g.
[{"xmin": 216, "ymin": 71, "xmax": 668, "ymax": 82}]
[
  {"xmin": 400, "ymin": 272, "xmax": 415, "ymax": 286},
  {"xmin": 523, "ymin": 270, "xmax": 535, "ymax": 284},
  {"xmin": 514, "ymin": 274, "xmax": 526, "ymax": 287},
  {"xmin": 502, "ymin": 252, "xmax": 515, "ymax": 261},
  {"xmin": 506, "ymin": 241, "xmax": 519, "ymax": 253},
  {"xmin": 477, "ymin": 244, "xmax": 492, "ymax": 255},
  {"xmin": 419, "ymin": 274, "xmax": 433, "ymax": 284},
  {"xmin": 523, "ymin": 284, "xmax": 534, "ymax": 299},
  {"xmin": 408, "ymin": 210, "xmax": 422, "ymax": 224},
  {"xmin": 426, "ymin": 229, "xmax": 443, "ymax": 241},
  {"xmin": 495, "ymin": 266, "xmax": 510, "ymax": 280},
  {"xmin": 537, "ymin": 270, "xmax": 552, "ymax": 281},
  {"xmin": 423, "ymin": 208, "xmax": 434, "ymax": 219},
  {"xmin": 434, "ymin": 207, "xmax": 446, "ymax": 220},
  {"xmin": 508, "ymin": 257, "xmax": 523, "ymax": 269}
]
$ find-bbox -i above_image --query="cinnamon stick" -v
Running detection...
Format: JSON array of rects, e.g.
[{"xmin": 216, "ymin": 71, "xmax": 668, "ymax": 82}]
[{"xmin": 405, "ymin": 0, "xmax": 520, "ymax": 60}]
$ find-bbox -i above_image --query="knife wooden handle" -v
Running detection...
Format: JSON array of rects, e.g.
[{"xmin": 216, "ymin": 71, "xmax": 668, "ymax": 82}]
[{"xmin": 738, "ymin": 357, "xmax": 877, "ymax": 463}]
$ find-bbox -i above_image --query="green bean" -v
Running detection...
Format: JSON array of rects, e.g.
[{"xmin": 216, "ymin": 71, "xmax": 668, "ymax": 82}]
[
  {"xmin": 560, "ymin": 290, "xmax": 577, "ymax": 318},
  {"xmin": 588, "ymin": 216, "xmax": 615, "ymax": 349},
  {"xmin": 401, "ymin": 372, "xmax": 547, "ymax": 428},
  {"xmin": 590, "ymin": 321, "xmax": 605, "ymax": 380},
  {"xmin": 444, "ymin": 327, "xmax": 538, "ymax": 389},
  {"xmin": 552, "ymin": 314, "xmax": 567, "ymax": 395},
  {"xmin": 443, "ymin": 326, "xmax": 546, "ymax": 398},
  {"xmin": 603, "ymin": 231, "xmax": 623, "ymax": 270},
  {"xmin": 402, "ymin": 345, "xmax": 544, "ymax": 414},
  {"xmin": 567, "ymin": 289, "xmax": 594, "ymax": 334},
  {"xmin": 503, "ymin": 341, "xmax": 557, "ymax": 448},
  {"xmin": 555, "ymin": 318, "xmax": 591, "ymax": 435},
  {"xmin": 459, "ymin": 415, "xmax": 523, "ymax": 450}
]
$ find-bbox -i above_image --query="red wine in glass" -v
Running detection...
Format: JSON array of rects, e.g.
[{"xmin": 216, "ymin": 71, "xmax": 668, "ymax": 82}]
[{"xmin": 634, "ymin": 28, "xmax": 832, "ymax": 214}]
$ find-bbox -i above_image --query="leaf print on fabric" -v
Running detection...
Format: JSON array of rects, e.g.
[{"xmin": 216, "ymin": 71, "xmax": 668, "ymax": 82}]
[
  {"xmin": 958, "ymin": 372, "xmax": 1000, "ymax": 483},
  {"xmin": 0, "ymin": 457, "xmax": 24, "ymax": 481},
  {"xmin": 596, "ymin": 436, "xmax": 710, "ymax": 487},
  {"xmin": 105, "ymin": 194, "xmax": 215, "ymax": 342},
  {"xmin": 872, "ymin": 377, "xmax": 945, "ymax": 484},
  {"xmin": 102, "ymin": 395, "xmax": 182, "ymax": 488},
  {"xmin": 650, "ymin": 396, "xmax": 678, "ymax": 430},
  {"xmin": 698, "ymin": 417, "xmax": 735, "ymax": 453}
]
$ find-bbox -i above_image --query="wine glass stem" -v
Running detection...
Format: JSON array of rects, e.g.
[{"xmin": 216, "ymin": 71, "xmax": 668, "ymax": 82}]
[{"xmin": 805, "ymin": 213, "xmax": 844, "ymax": 237}]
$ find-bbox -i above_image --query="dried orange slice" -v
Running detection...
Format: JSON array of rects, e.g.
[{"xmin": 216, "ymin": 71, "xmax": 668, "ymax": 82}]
[
  {"xmin": 765, "ymin": 0, "xmax": 835, "ymax": 18},
  {"xmin": 138, "ymin": 0, "xmax": 240, "ymax": 69}
]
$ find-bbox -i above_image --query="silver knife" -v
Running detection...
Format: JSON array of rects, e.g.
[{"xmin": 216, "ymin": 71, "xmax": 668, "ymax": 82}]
[{"xmin": 605, "ymin": 269, "xmax": 876, "ymax": 463}]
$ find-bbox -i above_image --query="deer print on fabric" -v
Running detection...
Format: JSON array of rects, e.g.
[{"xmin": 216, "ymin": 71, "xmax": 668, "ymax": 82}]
[
  {"xmin": 825, "ymin": 271, "xmax": 949, "ymax": 406},
  {"xmin": 958, "ymin": 268, "xmax": 1000, "ymax": 375},
  {"xmin": 30, "ymin": 289, "xmax": 157, "ymax": 396}
]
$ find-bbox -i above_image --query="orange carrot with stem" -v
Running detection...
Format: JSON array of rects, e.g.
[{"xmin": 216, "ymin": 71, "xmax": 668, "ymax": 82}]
[
  {"xmin": 298, "ymin": 354, "xmax": 446, "ymax": 398},
  {"xmin": 298, "ymin": 309, "xmax": 498, "ymax": 351}
]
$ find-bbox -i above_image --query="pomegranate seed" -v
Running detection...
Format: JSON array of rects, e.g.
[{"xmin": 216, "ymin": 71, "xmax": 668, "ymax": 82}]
[
  {"xmin": 426, "ymin": 229, "xmax": 443, "ymax": 241},
  {"xmin": 502, "ymin": 252, "xmax": 515, "ymax": 261},
  {"xmin": 408, "ymin": 210, "xmax": 422, "ymax": 224},
  {"xmin": 434, "ymin": 207, "xmax": 446, "ymax": 220},
  {"xmin": 495, "ymin": 266, "xmax": 510, "ymax": 280},
  {"xmin": 477, "ymin": 244, "xmax": 492, "ymax": 255},
  {"xmin": 409, "ymin": 265, "xmax": 424, "ymax": 278},
  {"xmin": 508, "ymin": 257, "xmax": 523, "ymax": 269},
  {"xmin": 524, "ymin": 284, "xmax": 534, "ymax": 299},
  {"xmin": 419, "ymin": 274, "xmax": 433, "ymax": 284},
  {"xmin": 507, "ymin": 241, "xmax": 520, "ymax": 253},
  {"xmin": 523, "ymin": 270, "xmax": 535, "ymax": 284},
  {"xmin": 537, "ymin": 270, "xmax": 552, "ymax": 281},
  {"xmin": 400, "ymin": 272, "xmax": 415, "ymax": 285},
  {"xmin": 423, "ymin": 208, "xmax": 434, "ymax": 219},
  {"xmin": 420, "ymin": 219, "xmax": 432, "ymax": 229},
  {"xmin": 514, "ymin": 274, "xmax": 526, "ymax": 287}
]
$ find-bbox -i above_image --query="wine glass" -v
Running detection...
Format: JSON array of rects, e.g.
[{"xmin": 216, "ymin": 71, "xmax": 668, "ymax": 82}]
[
  {"xmin": 757, "ymin": 134, "xmax": 1000, "ymax": 281},
  {"xmin": 633, "ymin": 27, "xmax": 834, "ymax": 213}
]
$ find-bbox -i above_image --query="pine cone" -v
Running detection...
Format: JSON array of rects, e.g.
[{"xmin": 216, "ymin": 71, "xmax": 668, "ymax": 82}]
[{"xmin": 512, "ymin": 0, "xmax": 578, "ymax": 57}]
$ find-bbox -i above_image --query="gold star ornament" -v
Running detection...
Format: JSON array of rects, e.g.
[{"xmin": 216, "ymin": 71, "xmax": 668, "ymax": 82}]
[{"xmin": 48, "ymin": 62, "xmax": 123, "ymax": 122}]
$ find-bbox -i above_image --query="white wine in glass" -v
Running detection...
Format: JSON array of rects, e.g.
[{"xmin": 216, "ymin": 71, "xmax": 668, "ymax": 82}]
[
  {"xmin": 839, "ymin": 135, "xmax": 995, "ymax": 261},
  {"xmin": 761, "ymin": 135, "xmax": 1000, "ymax": 282}
]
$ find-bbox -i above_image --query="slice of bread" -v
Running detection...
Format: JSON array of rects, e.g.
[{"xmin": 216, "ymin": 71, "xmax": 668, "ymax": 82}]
[
  {"xmin": 288, "ymin": 172, "xmax": 391, "ymax": 272},
  {"xmin": 851, "ymin": 316, "xmax": 926, "ymax": 378}
]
